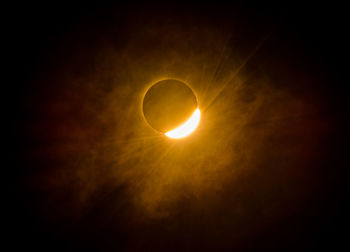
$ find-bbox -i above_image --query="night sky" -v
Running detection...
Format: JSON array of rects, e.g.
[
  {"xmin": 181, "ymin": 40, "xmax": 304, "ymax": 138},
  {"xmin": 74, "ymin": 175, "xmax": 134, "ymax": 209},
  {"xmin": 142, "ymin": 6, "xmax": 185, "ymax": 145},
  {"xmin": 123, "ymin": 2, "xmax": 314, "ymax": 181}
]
[{"xmin": 6, "ymin": 2, "xmax": 348, "ymax": 251}]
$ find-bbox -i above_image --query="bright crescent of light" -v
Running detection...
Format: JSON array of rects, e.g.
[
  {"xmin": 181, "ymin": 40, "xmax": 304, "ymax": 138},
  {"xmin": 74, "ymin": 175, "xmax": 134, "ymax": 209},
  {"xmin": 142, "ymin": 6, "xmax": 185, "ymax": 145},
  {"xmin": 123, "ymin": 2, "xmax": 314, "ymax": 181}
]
[{"xmin": 165, "ymin": 108, "xmax": 201, "ymax": 139}]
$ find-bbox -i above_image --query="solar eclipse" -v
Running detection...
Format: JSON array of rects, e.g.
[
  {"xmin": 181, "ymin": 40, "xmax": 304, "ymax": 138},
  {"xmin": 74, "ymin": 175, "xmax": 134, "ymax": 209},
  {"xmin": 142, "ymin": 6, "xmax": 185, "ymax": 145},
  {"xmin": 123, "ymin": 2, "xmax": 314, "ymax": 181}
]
[
  {"xmin": 142, "ymin": 79, "xmax": 200, "ymax": 139},
  {"xmin": 10, "ymin": 2, "xmax": 346, "ymax": 251}
]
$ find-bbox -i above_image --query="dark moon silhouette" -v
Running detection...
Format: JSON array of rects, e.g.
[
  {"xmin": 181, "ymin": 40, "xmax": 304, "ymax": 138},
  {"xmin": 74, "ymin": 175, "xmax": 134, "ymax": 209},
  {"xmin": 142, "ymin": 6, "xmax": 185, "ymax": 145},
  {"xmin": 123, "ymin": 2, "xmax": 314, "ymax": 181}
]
[{"xmin": 143, "ymin": 79, "xmax": 198, "ymax": 133}]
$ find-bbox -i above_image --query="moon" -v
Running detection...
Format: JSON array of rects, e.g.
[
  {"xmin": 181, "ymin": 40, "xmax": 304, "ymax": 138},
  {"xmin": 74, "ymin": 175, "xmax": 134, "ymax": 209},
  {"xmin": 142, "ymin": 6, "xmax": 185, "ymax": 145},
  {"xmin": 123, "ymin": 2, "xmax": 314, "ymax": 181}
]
[{"xmin": 142, "ymin": 79, "xmax": 200, "ymax": 139}]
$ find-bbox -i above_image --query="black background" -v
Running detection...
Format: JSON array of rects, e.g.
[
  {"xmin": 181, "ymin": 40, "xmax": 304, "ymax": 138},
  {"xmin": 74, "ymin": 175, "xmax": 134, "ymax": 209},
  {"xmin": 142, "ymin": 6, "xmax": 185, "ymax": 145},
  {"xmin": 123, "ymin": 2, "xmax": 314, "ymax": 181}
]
[{"xmin": 6, "ymin": 1, "xmax": 348, "ymax": 251}]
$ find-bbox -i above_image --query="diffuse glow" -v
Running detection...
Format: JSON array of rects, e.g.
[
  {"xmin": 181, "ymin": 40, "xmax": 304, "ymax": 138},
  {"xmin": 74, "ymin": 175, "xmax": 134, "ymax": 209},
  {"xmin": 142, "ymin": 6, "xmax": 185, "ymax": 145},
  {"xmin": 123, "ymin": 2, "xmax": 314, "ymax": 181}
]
[{"xmin": 165, "ymin": 108, "xmax": 201, "ymax": 139}]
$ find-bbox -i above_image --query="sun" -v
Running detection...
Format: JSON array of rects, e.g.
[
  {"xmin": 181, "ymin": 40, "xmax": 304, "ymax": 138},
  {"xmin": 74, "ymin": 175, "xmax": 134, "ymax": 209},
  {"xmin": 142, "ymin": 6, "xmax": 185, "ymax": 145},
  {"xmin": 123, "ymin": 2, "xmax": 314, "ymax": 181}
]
[{"xmin": 165, "ymin": 108, "xmax": 201, "ymax": 139}]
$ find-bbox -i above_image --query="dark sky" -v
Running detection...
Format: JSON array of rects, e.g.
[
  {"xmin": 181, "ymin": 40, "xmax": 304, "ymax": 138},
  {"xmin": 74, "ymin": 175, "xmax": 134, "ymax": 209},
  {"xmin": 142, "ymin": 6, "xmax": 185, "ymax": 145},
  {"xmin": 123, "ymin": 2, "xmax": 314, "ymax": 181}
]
[{"xmin": 6, "ymin": 2, "xmax": 348, "ymax": 251}]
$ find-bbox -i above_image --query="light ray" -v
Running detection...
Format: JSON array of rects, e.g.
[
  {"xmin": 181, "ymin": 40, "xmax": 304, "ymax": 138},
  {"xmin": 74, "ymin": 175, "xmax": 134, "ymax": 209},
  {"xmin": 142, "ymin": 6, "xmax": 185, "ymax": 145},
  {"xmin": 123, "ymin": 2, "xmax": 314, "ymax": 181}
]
[{"xmin": 204, "ymin": 25, "xmax": 279, "ymax": 112}]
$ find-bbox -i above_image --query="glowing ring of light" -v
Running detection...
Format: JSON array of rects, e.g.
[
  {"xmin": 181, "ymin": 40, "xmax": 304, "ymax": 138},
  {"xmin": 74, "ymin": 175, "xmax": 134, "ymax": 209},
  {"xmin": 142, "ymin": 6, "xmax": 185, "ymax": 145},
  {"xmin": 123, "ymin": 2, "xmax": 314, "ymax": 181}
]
[{"xmin": 142, "ymin": 79, "xmax": 200, "ymax": 139}]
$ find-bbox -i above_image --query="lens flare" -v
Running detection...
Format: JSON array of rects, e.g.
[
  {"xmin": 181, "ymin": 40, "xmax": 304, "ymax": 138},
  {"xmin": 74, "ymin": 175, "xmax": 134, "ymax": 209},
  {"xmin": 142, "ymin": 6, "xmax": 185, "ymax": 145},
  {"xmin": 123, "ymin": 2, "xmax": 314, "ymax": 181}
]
[{"xmin": 165, "ymin": 108, "xmax": 201, "ymax": 139}]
